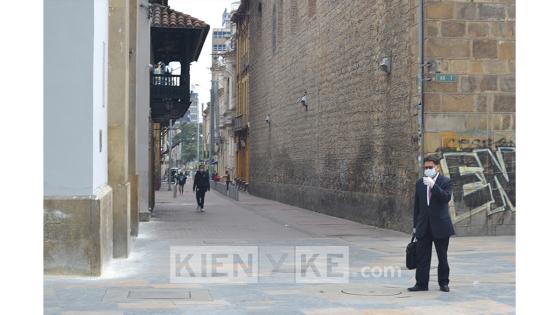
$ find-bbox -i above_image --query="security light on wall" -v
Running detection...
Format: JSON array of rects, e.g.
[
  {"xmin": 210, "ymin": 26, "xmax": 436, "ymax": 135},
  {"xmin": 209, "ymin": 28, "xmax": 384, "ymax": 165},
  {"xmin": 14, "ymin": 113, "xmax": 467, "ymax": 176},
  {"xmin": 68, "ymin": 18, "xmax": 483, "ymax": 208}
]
[
  {"xmin": 299, "ymin": 90, "xmax": 309, "ymax": 111},
  {"xmin": 380, "ymin": 56, "xmax": 391, "ymax": 74}
]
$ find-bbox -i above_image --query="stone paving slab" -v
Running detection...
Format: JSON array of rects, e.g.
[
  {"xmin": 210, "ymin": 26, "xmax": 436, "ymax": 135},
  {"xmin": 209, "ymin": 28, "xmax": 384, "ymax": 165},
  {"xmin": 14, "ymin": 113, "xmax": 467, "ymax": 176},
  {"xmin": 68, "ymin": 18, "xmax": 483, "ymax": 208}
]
[{"xmin": 45, "ymin": 179, "xmax": 515, "ymax": 314}]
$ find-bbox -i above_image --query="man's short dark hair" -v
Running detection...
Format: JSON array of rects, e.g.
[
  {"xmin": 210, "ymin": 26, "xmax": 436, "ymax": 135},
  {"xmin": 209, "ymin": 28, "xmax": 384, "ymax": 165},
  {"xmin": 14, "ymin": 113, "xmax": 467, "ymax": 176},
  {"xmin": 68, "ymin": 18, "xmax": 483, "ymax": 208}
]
[{"xmin": 424, "ymin": 155, "xmax": 440, "ymax": 165}]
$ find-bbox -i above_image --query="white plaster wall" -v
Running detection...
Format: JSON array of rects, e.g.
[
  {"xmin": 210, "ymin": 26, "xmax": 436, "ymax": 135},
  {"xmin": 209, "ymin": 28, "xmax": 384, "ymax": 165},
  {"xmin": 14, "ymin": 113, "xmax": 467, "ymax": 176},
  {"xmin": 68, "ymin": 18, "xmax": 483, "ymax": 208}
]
[
  {"xmin": 136, "ymin": 0, "xmax": 151, "ymax": 212},
  {"xmin": 45, "ymin": 0, "xmax": 95, "ymax": 196},
  {"xmin": 92, "ymin": 0, "xmax": 109, "ymax": 193}
]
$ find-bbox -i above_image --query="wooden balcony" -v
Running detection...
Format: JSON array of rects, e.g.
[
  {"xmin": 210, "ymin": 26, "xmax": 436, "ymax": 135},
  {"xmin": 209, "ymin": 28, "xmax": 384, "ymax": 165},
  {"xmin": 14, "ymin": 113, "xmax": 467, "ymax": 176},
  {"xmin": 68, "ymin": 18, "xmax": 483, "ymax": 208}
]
[{"xmin": 150, "ymin": 74, "xmax": 188, "ymax": 100}]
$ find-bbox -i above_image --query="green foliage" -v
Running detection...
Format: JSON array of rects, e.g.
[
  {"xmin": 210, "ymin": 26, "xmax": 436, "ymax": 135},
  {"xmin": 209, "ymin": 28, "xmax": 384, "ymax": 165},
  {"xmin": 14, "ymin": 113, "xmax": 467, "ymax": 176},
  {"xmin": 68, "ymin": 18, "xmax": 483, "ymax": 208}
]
[{"xmin": 173, "ymin": 122, "xmax": 202, "ymax": 163}]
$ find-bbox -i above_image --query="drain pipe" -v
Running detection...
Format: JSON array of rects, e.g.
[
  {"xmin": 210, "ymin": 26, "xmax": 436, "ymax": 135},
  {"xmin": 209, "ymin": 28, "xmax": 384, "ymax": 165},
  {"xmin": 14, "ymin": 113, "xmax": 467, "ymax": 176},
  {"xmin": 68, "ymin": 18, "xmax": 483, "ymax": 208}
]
[{"xmin": 417, "ymin": 0, "xmax": 425, "ymax": 177}]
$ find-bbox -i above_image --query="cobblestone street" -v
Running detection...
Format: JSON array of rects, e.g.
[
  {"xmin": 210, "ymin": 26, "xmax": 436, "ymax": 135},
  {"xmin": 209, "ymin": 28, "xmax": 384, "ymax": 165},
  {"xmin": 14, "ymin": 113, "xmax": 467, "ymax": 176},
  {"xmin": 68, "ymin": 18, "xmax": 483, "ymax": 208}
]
[{"xmin": 44, "ymin": 179, "xmax": 515, "ymax": 314}]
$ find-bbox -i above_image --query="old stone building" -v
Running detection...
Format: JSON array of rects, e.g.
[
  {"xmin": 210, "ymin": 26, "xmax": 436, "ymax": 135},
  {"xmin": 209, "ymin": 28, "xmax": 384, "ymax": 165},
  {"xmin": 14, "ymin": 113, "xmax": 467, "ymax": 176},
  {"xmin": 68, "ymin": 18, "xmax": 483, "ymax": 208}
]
[
  {"xmin": 235, "ymin": 0, "xmax": 515, "ymax": 235},
  {"xmin": 44, "ymin": 0, "xmax": 208, "ymax": 276}
]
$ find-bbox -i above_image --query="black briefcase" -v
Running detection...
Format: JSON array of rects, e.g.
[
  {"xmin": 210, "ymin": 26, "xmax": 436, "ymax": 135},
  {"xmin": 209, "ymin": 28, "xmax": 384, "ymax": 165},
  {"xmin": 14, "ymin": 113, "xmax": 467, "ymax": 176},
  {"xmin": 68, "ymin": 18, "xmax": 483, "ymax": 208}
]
[{"xmin": 406, "ymin": 233, "xmax": 417, "ymax": 270}]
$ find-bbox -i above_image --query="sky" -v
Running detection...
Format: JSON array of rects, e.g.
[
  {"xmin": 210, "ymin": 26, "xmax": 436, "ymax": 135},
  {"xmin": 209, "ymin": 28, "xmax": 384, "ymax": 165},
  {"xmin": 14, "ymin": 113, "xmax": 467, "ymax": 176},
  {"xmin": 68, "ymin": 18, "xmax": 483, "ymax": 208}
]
[{"xmin": 168, "ymin": 0, "xmax": 234, "ymax": 121}]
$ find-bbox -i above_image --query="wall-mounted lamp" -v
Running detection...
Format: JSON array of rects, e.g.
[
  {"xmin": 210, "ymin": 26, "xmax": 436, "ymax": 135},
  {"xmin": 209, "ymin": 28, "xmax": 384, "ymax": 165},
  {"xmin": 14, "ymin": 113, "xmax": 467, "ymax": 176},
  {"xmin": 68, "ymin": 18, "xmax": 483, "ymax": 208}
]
[
  {"xmin": 299, "ymin": 90, "xmax": 309, "ymax": 111},
  {"xmin": 380, "ymin": 56, "xmax": 391, "ymax": 74},
  {"xmin": 265, "ymin": 114, "xmax": 271, "ymax": 125}
]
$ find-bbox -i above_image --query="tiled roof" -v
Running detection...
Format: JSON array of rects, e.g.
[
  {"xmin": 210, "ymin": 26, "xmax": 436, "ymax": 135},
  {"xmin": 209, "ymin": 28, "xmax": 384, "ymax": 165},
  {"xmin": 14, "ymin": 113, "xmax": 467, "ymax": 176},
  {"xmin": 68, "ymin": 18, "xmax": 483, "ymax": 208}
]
[{"xmin": 151, "ymin": 4, "xmax": 209, "ymax": 29}]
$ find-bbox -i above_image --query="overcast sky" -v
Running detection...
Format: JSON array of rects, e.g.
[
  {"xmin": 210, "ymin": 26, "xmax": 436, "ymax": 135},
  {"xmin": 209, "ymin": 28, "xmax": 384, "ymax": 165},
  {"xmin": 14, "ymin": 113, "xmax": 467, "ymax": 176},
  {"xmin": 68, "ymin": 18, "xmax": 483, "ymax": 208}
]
[{"xmin": 168, "ymin": 0, "xmax": 233, "ymax": 120}]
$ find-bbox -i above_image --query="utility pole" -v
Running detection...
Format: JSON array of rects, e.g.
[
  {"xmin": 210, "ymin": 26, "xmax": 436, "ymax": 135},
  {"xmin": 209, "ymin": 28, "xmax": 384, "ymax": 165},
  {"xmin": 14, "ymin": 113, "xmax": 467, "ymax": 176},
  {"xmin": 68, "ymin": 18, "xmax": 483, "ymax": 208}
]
[
  {"xmin": 168, "ymin": 118, "xmax": 172, "ymax": 191},
  {"xmin": 197, "ymin": 120, "xmax": 200, "ymax": 162}
]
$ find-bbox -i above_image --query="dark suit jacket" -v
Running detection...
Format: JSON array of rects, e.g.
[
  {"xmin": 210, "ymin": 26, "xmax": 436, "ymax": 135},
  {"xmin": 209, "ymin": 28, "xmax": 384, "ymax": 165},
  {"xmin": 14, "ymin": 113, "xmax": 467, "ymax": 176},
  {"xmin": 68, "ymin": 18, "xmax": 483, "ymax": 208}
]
[{"xmin": 413, "ymin": 174, "xmax": 455, "ymax": 239}]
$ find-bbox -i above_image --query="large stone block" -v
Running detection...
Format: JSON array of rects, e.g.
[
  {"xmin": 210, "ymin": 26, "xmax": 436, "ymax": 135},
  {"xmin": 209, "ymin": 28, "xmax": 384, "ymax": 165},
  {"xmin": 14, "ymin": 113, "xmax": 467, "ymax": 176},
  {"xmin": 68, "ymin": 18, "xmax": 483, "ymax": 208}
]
[
  {"xmin": 426, "ymin": 2, "xmax": 454, "ymax": 19},
  {"xmin": 427, "ymin": 81, "xmax": 458, "ymax": 93},
  {"xmin": 474, "ymin": 94, "xmax": 488, "ymax": 112},
  {"xmin": 425, "ymin": 114, "xmax": 468, "ymax": 132},
  {"xmin": 498, "ymin": 41, "xmax": 515, "ymax": 60},
  {"xmin": 478, "ymin": 3, "xmax": 506, "ymax": 21},
  {"xmin": 499, "ymin": 76, "xmax": 515, "ymax": 92},
  {"xmin": 467, "ymin": 22, "xmax": 489, "ymax": 38},
  {"xmin": 469, "ymin": 61, "xmax": 484, "ymax": 74},
  {"xmin": 426, "ymin": 38, "xmax": 471, "ymax": 58},
  {"xmin": 480, "ymin": 75, "xmax": 498, "ymax": 91},
  {"xmin": 44, "ymin": 185, "xmax": 113, "ymax": 276},
  {"xmin": 482, "ymin": 60, "xmax": 509, "ymax": 74},
  {"xmin": 455, "ymin": 3, "xmax": 477, "ymax": 20},
  {"xmin": 473, "ymin": 39, "xmax": 498, "ymax": 59},
  {"xmin": 490, "ymin": 21, "xmax": 515, "ymax": 38},
  {"xmin": 449, "ymin": 60, "xmax": 469, "ymax": 74},
  {"xmin": 426, "ymin": 21, "xmax": 439, "ymax": 37},
  {"xmin": 459, "ymin": 76, "xmax": 480, "ymax": 93},
  {"xmin": 493, "ymin": 94, "xmax": 516, "ymax": 113},
  {"xmin": 424, "ymin": 93, "xmax": 442, "ymax": 112},
  {"xmin": 441, "ymin": 21, "xmax": 466, "ymax": 37},
  {"xmin": 465, "ymin": 114, "xmax": 489, "ymax": 130},
  {"xmin": 442, "ymin": 94, "xmax": 475, "ymax": 112}
]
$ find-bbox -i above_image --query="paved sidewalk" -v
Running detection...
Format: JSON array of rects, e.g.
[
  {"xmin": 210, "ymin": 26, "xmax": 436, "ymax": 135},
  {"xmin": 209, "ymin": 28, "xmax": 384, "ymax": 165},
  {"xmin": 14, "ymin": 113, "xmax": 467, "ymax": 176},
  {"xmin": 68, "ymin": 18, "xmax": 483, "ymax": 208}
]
[{"xmin": 45, "ymin": 179, "xmax": 515, "ymax": 314}]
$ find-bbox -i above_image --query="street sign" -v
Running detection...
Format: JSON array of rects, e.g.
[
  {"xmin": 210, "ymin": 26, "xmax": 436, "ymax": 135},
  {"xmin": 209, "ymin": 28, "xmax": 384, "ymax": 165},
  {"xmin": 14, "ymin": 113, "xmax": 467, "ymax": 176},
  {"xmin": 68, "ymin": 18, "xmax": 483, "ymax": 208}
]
[{"xmin": 435, "ymin": 74, "xmax": 457, "ymax": 82}]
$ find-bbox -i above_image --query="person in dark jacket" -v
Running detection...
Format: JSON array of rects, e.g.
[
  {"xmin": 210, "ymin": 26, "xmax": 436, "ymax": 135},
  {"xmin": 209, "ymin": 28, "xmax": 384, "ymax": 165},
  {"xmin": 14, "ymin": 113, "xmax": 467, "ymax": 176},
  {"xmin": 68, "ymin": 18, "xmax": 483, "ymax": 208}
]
[
  {"xmin": 193, "ymin": 164, "xmax": 210, "ymax": 212},
  {"xmin": 177, "ymin": 171, "xmax": 187, "ymax": 195},
  {"xmin": 225, "ymin": 170, "xmax": 231, "ymax": 191},
  {"xmin": 408, "ymin": 155, "xmax": 455, "ymax": 293}
]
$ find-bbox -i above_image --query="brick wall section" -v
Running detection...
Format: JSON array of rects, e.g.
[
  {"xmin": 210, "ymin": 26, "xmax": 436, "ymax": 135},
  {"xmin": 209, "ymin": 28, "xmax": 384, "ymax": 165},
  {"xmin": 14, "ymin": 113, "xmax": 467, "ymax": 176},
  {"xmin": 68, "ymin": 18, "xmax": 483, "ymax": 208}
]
[
  {"xmin": 246, "ymin": 0, "xmax": 419, "ymax": 232},
  {"xmin": 423, "ymin": 0, "xmax": 515, "ymax": 235}
]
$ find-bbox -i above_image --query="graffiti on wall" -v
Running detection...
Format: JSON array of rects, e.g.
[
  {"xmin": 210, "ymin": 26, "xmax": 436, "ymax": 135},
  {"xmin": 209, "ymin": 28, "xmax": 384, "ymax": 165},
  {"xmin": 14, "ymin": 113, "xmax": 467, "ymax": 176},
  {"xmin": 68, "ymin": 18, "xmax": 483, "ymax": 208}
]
[{"xmin": 435, "ymin": 135, "xmax": 515, "ymax": 224}]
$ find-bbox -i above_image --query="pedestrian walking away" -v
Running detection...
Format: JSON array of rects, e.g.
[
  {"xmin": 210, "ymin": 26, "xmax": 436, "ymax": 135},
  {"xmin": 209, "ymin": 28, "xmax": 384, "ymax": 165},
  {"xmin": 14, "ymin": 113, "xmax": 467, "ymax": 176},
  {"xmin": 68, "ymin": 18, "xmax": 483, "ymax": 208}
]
[
  {"xmin": 193, "ymin": 164, "xmax": 210, "ymax": 212},
  {"xmin": 177, "ymin": 171, "xmax": 187, "ymax": 195},
  {"xmin": 225, "ymin": 170, "xmax": 231, "ymax": 191},
  {"xmin": 408, "ymin": 155, "xmax": 455, "ymax": 293}
]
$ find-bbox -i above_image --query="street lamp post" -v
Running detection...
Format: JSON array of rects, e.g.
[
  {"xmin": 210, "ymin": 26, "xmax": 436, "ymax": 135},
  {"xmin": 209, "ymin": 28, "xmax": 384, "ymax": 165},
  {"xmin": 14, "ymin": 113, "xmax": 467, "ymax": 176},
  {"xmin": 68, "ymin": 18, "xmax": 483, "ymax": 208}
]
[{"xmin": 168, "ymin": 118, "xmax": 172, "ymax": 191}]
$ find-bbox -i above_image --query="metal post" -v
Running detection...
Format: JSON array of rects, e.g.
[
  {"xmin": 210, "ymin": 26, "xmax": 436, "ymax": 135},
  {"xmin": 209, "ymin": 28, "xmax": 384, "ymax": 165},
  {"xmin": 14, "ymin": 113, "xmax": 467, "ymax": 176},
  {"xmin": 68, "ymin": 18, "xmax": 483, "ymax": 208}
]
[
  {"xmin": 197, "ymin": 120, "xmax": 200, "ymax": 162},
  {"xmin": 168, "ymin": 118, "xmax": 172, "ymax": 191},
  {"xmin": 417, "ymin": 0, "xmax": 425, "ymax": 177}
]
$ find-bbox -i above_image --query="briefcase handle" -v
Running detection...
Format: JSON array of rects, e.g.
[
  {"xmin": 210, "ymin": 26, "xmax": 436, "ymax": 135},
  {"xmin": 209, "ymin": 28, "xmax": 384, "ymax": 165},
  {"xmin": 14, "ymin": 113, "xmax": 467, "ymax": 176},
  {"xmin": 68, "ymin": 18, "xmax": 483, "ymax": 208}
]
[{"xmin": 410, "ymin": 233, "xmax": 416, "ymax": 243}]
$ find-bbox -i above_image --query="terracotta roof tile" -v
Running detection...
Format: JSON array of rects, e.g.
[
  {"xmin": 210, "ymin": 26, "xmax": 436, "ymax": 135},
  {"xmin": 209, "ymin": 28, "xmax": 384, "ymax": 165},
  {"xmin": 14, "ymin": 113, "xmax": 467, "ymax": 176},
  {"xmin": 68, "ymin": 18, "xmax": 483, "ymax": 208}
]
[{"xmin": 151, "ymin": 4, "xmax": 208, "ymax": 29}]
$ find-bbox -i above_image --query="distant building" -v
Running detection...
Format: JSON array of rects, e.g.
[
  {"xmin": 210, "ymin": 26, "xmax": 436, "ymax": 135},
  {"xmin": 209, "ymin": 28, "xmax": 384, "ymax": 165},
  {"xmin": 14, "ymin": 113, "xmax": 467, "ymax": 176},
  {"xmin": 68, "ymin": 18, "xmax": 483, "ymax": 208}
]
[{"xmin": 211, "ymin": 7, "xmax": 237, "ymax": 178}]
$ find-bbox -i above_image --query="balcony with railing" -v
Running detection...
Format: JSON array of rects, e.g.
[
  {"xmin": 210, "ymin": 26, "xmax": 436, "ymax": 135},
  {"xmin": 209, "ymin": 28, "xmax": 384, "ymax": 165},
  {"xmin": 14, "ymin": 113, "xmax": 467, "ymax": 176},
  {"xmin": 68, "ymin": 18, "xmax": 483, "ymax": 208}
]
[
  {"xmin": 150, "ymin": 74, "xmax": 188, "ymax": 100},
  {"xmin": 233, "ymin": 114, "xmax": 248, "ymax": 133}
]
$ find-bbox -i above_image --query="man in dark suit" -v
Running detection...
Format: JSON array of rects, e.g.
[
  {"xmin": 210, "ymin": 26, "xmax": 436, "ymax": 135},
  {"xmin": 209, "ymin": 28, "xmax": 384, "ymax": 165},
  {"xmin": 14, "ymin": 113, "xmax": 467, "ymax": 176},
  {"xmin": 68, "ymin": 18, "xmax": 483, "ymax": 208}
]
[
  {"xmin": 193, "ymin": 164, "xmax": 210, "ymax": 212},
  {"xmin": 408, "ymin": 155, "xmax": 455, "ymax": 292}
]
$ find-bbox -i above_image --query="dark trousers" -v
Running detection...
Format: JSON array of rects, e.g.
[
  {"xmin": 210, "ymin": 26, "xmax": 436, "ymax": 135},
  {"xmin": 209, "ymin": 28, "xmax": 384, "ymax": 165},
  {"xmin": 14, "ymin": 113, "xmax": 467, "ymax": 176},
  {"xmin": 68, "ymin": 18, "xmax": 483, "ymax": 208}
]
[
  {"xmin": 179, "ymin": 184, "xmax": 185, "ymax": 194},
  {"xmin": 415, "ymin": 227, "xmax": 450, "ymax": 288},
  {"xmin": 226, "ymin": 181, "xmax": 230, "ymax": 191},
  {"xmin": 196, "ymin": 189, "xmax": 206, "ymax": 209}
]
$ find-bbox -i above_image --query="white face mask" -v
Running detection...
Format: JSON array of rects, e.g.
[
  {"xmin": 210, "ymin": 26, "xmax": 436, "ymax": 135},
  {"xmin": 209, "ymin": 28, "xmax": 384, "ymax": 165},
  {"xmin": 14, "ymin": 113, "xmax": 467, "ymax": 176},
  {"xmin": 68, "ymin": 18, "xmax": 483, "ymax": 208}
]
[{"xmin": 424, "ymin": 168, "xmax": 437, "ymax": 178}]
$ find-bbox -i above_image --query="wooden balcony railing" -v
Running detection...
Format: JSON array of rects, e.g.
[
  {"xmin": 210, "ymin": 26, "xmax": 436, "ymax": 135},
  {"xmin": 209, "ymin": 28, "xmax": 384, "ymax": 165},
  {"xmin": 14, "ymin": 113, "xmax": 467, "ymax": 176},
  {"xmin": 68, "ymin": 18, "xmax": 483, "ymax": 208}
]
[{"xmin": 150, "ymin": 74, "xmax": 188, "ymax": 100}]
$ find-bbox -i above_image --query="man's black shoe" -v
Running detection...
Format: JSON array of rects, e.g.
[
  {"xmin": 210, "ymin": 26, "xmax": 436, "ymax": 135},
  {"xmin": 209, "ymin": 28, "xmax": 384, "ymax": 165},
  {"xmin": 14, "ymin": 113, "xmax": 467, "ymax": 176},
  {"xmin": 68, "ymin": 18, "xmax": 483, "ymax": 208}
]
[
  {"xmin": 407, "ymin": 285, "xmax": 428, "ymax": 292},
  {"xmin": 439, "ymin": 285, "xmax": 450, "ymax": 292}
]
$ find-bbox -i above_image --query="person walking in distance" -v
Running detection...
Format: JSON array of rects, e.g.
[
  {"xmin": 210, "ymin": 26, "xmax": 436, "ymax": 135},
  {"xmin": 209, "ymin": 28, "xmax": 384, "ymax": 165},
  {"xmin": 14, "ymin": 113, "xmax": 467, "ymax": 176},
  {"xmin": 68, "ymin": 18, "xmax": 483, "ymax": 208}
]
[
  {"xmin": 193, "ymin": 164, "xmax": 210, "ymax": 212},
  {"xmin": 225, "ymin": 170, "xmax": 231, "ymax": 191},
  {"xmin": 177, "ymin": 171, "xmax": 187, "ymax": 195},
  {"xmin": 409, "ymin": 155, "xmax": 455, "ymax": 293}
]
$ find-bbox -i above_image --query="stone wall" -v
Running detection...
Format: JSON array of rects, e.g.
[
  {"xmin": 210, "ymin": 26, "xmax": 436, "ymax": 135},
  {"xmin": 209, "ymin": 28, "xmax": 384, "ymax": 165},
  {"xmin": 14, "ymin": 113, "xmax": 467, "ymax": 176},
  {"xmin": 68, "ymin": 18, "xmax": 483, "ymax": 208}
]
[
  {"xmin": 423, "ymin": 0, "xmax": 515, "ymax": 235},
  {"xmin": 247, "ymin": 0, "xmax": 419, "ymax": 232}
]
